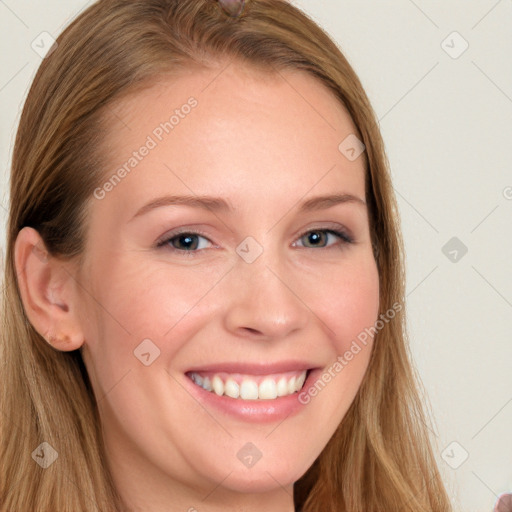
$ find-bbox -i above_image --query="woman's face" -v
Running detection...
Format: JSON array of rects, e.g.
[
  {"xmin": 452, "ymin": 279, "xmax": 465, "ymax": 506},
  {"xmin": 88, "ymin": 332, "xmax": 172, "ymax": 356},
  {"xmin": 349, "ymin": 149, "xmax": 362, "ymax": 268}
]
[{"xmin": 75, "ymin": 63, "xmax": 379, "ymax": 508}]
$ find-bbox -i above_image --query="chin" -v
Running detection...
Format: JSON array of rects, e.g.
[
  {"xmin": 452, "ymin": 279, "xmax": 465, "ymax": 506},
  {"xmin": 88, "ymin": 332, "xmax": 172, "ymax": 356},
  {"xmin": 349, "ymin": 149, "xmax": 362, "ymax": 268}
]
[{"xmin": 212, "ymin": 460, "xmax": 304, "ymax": 494}]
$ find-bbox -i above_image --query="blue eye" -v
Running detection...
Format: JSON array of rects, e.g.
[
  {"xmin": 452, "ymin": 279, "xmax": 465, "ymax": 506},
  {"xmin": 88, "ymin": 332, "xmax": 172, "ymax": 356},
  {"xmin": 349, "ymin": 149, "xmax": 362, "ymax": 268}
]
[{"xmin": 156, "ymin": 228, "xmax": 353, "ymax": 255}]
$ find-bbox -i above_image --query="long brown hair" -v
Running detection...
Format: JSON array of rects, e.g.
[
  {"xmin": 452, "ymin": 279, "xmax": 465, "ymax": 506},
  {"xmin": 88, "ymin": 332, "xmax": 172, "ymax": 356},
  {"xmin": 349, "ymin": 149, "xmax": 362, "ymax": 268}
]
[{"xmin": 1, "ymin": 1, "xmax": 452, "ymax": 510}]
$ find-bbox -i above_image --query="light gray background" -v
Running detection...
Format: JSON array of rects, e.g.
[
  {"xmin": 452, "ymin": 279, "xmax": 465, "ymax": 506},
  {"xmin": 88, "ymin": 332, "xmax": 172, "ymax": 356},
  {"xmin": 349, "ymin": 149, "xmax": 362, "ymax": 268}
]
[{"xmin": 1, "ymin": 1, "xmax": 511, "ymax": 511}]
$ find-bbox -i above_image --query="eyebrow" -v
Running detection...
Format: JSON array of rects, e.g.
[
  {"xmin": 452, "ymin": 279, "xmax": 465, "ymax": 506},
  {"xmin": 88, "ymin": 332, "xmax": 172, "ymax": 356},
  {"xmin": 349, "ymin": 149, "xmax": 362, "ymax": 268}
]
[{"xmin": 129, "ymin": 192, "xmax": 366, "ymax": 221}]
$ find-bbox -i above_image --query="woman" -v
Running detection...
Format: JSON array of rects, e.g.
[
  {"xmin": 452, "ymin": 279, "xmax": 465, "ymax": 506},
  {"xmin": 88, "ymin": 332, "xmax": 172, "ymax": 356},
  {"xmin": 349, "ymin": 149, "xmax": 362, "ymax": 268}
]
[{"xmin": 0, "ymin": 0, "xmax": 452, "ymax": 510}]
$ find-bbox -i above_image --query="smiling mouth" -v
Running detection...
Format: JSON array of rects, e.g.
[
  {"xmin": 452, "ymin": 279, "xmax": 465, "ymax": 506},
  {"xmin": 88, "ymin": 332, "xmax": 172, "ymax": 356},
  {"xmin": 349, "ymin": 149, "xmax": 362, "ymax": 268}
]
[{"xmin": 186, "ymin": 369, "xmax": 310, "ymax": 400}]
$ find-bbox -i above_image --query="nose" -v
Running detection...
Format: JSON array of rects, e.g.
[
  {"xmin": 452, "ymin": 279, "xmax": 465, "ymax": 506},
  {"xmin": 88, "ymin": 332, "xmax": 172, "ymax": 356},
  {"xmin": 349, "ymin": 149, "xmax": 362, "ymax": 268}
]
[{"xmin": 222, "ymin": 247, "xmax": 310, "ymax": 341}]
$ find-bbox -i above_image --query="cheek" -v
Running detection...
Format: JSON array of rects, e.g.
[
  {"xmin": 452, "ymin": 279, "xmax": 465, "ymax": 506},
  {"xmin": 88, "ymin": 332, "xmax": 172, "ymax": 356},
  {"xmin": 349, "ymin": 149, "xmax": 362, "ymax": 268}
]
[
  {"xmin": 296, "ymin": 256, "xmax": 379, "ymax": 427},
  {"xmin": 318, "ymin": 255, "xmax": 380, "ymax": 351},
  {"xmin": 77, "ymin": 258, "xmax": 223, "ymax": 460},
  {"xmin": 79, "ymin": 255, "xmax": 227, "ymax": 379}
]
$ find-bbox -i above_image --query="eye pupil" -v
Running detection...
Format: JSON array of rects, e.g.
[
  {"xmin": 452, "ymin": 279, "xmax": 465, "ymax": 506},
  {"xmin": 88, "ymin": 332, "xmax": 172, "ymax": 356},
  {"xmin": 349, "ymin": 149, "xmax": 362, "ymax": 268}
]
[
  {"xmin": 173, "ymin": 234, "xmax": 198, "ymax": 250},
  {"xmin": 305, "ymin": 231, "xmax": 326, "ymax": 247}
]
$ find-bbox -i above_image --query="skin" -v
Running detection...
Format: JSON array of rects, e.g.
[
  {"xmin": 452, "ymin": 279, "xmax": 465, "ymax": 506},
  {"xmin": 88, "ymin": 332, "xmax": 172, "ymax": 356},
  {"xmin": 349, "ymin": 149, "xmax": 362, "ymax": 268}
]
[{"xmin": 15, "ymin": 61, "xmax": 380, "ymax": 512}]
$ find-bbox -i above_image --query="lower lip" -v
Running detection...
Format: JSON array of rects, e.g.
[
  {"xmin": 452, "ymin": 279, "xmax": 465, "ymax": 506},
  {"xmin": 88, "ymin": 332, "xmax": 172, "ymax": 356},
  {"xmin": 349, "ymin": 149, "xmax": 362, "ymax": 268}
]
[{"xmin": 183, "ymin": 369, "xmax": 321, "ymax": 423}]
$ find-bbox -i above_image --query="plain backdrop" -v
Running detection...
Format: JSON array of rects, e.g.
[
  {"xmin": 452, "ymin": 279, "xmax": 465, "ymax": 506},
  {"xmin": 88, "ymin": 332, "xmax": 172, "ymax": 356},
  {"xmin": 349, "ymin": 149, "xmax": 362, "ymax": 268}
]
[{"xmin": 1, "ymin": 1, "xmax": 511, "ymax": 511}]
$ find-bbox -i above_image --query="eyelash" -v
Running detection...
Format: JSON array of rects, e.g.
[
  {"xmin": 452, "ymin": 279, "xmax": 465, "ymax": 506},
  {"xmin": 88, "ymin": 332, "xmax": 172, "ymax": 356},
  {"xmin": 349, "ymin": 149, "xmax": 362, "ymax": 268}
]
[{"xmin": 155, "ymin": 227, "xmax": 354, "ymax": 255}]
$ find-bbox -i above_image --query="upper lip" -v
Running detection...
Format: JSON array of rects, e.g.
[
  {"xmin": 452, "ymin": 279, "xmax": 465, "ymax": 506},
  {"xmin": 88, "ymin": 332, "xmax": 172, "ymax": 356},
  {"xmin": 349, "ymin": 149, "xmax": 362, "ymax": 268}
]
[{"xmin": 185, "ymin": 361, "xmax": 317, "ymax": 375}]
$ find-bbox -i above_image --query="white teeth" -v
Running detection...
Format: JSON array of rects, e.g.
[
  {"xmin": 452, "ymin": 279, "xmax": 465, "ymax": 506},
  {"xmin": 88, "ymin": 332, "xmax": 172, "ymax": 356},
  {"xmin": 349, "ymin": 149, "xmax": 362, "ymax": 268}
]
[
  {"xmin": 212, "ymin": 375, "xmax": 224, "ymax": 396},
  {"xmin": 189, "ymin": 370, "xmax": 308, "ymax": 400},
  {"xmin": 240, "ymin": 379, "xmax": 259, "ymax": 400},
  {"xmin": 259, "ymin": 378, "xmax": 277, "ymax": 399},
  {"xmin": 224, "ymin": 378, "xmax": 240, "ymax": 399},
  {"xmin": 287, "ymin": 376, "xmax": 297, "ymax": 395},
  {"xmin": 295, "ymin": 372, "xmax": 306, "ymax": 390},
  {"xmin": 276, "ymin": 377, "xmax": 288, "ymax": 397}
]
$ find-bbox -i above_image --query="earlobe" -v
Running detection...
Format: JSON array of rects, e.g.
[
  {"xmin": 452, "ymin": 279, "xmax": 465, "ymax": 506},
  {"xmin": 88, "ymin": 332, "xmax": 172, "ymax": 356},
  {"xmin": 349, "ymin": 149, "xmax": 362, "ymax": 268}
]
[{"xmin": 14, "ymin": 226, "xmax": 84, "ymax": 352}]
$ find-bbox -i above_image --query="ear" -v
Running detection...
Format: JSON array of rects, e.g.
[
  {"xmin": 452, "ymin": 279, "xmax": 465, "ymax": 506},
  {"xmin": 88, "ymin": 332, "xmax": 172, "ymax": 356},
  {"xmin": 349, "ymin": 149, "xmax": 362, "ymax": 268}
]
[{"xmin": 14, "ymin": 226, "xmax": 84, "ymax": 351}]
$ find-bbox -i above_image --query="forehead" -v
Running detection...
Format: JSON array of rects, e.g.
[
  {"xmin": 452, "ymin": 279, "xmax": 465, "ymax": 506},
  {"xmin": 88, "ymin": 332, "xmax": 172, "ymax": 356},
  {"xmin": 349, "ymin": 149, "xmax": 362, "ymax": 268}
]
[{"xmin": 93, "ymin": 62, "xmax": 366, "ymax": 219}]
